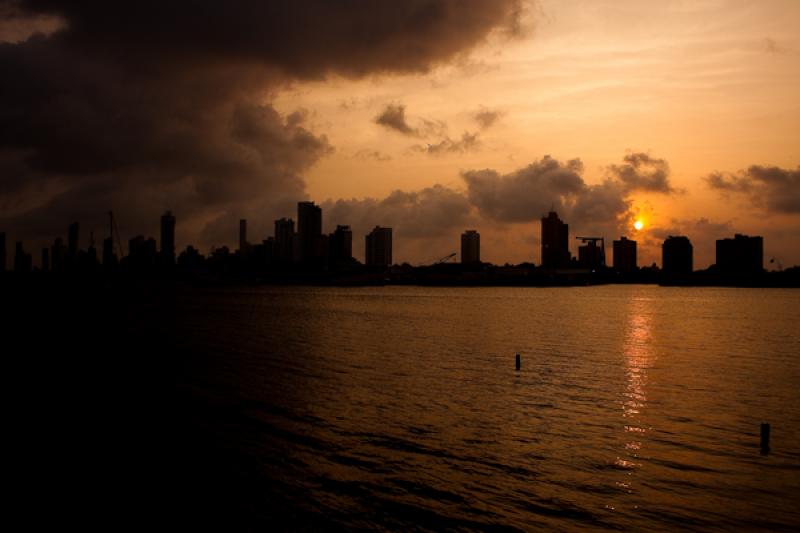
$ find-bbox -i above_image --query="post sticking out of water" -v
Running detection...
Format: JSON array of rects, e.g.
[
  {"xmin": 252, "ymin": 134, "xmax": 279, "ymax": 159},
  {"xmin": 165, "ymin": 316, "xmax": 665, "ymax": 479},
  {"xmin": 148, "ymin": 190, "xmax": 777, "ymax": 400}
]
[
  {"xmin": 515, "ymin": 353, "xmax": 521, "ymax": 371},
  {"xmin": 760, "ymin": 423, "xmax": 771, "ymax": 455}
]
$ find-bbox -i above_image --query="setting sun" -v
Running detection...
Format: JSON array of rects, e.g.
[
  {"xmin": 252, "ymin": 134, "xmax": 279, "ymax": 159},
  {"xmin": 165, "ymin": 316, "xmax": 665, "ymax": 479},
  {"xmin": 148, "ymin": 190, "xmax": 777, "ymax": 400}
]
[{"xmin": 634, "ymin": 220, "xmax": 644, "ymax": 231}]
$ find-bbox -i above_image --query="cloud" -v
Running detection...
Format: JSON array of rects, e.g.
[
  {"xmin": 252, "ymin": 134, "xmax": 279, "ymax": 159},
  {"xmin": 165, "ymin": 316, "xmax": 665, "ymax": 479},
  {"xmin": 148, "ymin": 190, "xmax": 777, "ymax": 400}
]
[
  {"xmin": 353, "ymin": 149, "xmax": 392, "ymax": 162},
  {"xmin": 0, "ymin": 1, "xmax": 64, "ymax": 43},
  {"xmin": 374, "ymin": 104, "xmax": 416, "ymax": 136},
  {"xmin": 374, "ymin": 103, "xmax": 447, "ymax": 138},
  {"xmin": 607, "ymin": 152, "xmax": 678, "ymax": 194},
  {"xmin": 472, "ymin": 107, "xmax": 504, "ymax": 130},
  {"xmin": 705, "ymin": 165, "xmax": 800, "ymax": 214},
  {"xmin": 373, "ymin": 102, "xmax": 479, "ymax": 155},
  {"xmin": 645, "ymin": 217, "xmax": 734, "ymax": 269},
  {"xmin": 0, "ymin": 0, "xmax": 523, "ymax": 249},
  {"xmin": 411, "ymin": 131, "xmax": 481, "ymax": 155},
  {"xmin": 462, "ymin": 156, "xmax": 587, "ymax": 223},
  {"xmin": 322, "ymin": 184, "xmax": 474, "ymax": 262},
  {"xmin": 324, "ymin": 185, "xmax": 472, "ymax": 239},
  {"xmin": 322, "ymin": 155, "xmax": 648, "ymax": 263}
]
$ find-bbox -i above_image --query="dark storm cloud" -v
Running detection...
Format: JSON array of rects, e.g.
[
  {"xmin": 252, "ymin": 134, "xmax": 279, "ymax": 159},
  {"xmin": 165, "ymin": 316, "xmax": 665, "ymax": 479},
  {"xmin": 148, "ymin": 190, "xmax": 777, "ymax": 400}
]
[
  {"xmin": 13, "ymin": 0, "xmax": 524, "ymax": 77},
  {"xmin": 705, "ymin": 165, "xmax": 800, "ymax": 214},
  {"xmin": 0, "ymin": 0, "xmax": 523, "ymax": 248},
  {"xmin": 607, "ymin": 152, "xmax": 677, "ymax": 194}
]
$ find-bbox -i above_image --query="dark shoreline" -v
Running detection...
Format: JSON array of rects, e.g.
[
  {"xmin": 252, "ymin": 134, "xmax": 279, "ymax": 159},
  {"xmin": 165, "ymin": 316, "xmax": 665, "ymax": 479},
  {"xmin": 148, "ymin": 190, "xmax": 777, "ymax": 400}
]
[{"xmin": 2, "ymin": 268, "xmax": 799, "ymax": 290}]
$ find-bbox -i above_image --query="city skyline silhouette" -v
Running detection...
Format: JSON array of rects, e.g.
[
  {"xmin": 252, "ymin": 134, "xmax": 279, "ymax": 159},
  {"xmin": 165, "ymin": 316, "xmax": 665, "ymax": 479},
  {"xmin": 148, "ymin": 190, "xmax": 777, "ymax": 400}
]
[{"xmin": 2, "ymin": 202, "xmax": 796, "ymax": 287}]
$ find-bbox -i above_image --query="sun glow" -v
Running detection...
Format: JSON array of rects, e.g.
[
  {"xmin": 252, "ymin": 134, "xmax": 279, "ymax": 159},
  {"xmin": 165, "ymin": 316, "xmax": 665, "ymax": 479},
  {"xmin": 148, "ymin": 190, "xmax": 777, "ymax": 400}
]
[{"xmin": 634, "ymin": 220, "xmax": 644, "ymax": 231}]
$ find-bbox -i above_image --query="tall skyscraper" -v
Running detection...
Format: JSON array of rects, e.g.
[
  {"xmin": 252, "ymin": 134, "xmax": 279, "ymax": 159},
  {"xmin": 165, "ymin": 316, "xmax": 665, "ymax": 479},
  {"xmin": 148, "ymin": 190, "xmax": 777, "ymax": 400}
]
[
  {"xmin": 160, "ymin": 211, "xmax": 176, "ymax": 265},
  {"xmin": 103, "ymin": 236, "xmax": 117, "ymax": 268},
  {"xmin": 297, "ymin": 201, "xmax": 322, "ymax": 264},
  {"xmin": 14, "ymin": 242, "xmax": 31, "ymax": 273},
  {"xmin": 541, "ymin": 211, "xmax": 570, "ymax": 269},
  {"xmin": 0, "ymin": 232, "xmax": 5, "ymax": 273},
  {"xmin": 239, "ymin": 219, "xmax": 248, "ymax": 254},
  {"xmin": 330, "ymin": 225, "xmax": 353, "ymax": 267},
  {"xmin": 51, "ymin": 237, "xmax": 66, "ymax": 272},
  {"xmin": 613, "ymin": 236, "xmax": 637, "ymax": 273},
  {"xmin": 461, "ymin": 230, "xmax": 480, "ymax": 264},
  {"xmin": 662, "ymin": 236, "xmax": 693, "ymax": 275},
  {"xmin": 68, "ymin": 221, "xmax": 79, "ymax": 264},
  {"xmin": 716, "ymin": 234, "xmax": 763, "ymax": 274},
  {"xmin": 274, "ymin": 218, "xmax": 295, "ymax": 265},
  {"xmin": 365, "ymin": 226, "xmax": 392, "ymax": 267}
]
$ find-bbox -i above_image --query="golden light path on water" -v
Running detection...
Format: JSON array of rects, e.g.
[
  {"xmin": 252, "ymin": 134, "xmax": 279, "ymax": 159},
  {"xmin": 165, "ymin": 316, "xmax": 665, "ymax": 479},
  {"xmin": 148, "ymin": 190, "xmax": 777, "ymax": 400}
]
[{"xmin": 615, "ymin": 296, "xmax": 654, "ymax": 501}]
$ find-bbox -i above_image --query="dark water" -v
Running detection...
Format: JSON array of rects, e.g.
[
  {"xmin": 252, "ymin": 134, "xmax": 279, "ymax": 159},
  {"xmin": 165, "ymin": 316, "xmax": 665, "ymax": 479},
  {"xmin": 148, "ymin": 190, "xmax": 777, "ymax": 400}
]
[
  {"xmin": 7, "ymin": 283, "xmax": 799, "ymax": 530},
  {"xmin": 165, "ymin": 285, "xmax": 800, "ymax": 531}
]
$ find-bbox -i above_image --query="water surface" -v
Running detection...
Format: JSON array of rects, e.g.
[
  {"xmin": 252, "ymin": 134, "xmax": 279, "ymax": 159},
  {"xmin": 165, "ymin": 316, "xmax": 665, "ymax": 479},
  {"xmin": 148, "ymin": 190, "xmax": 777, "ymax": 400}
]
[{"xmin": 168, "ymin": 285, "xmax": 800, "ymax": 530}]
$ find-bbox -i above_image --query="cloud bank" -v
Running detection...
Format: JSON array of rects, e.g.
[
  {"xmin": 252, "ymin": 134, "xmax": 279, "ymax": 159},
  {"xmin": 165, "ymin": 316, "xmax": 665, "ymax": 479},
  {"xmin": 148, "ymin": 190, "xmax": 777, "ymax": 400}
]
[
  {"xmin": 706, "ymin": 165, "xmax": 800, "ymax": 214},
  {"xmin": 0, "ymin": 0, "xmax": 523, "ymax": 247}
]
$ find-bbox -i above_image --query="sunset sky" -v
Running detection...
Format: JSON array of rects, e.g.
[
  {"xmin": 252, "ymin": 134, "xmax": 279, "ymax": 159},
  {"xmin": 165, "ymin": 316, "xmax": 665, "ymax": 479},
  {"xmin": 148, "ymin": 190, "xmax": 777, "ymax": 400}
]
[{"xmin": 1, "ymin": 0, "xmax": 798, "ymax": 268}]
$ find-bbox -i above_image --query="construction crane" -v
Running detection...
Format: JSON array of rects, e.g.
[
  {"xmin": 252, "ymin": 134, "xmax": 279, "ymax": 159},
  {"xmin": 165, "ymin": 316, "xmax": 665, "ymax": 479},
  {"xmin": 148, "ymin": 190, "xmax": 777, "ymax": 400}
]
[
  {"xmin": 434, "ymin": 252, "xmax": 457, "ymax": 265},
  {"xmin": 109, "ymin": 211, "xmax": 125, "ymax": 259},
  {"xmin": 418, "ymin": 252, "xmax": 457, "ymax": 267},
  {"xmin": 575, "ymin": 236, "xmax": 606, "ymax": 268}
]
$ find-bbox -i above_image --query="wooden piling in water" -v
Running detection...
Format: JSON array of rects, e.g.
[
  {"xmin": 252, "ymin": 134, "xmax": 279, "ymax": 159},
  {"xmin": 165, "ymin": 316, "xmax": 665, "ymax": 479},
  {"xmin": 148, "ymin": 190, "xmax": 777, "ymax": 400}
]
[
  {"xmin": 760, "ymin": 422, "xmax": 770, "ymax": 454},
  {"xmin": 515, "ymin": 353, "xmax": 521, "ymax": 371}
]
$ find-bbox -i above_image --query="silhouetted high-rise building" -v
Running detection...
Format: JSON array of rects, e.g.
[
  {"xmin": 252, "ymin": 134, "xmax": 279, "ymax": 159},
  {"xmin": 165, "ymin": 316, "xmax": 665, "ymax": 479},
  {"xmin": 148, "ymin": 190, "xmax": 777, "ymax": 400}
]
[
  {"xmin": 128, "ymin": 235, "xmax": 157, "ymax": 270},
  {"xmin": 0, "ymin": 232, "xmax": 5, "ymax": 273},
  {"xmin": 249, "ymin": 238, "xmax": 274, "ymax": 270},
  {"xmin": 330, "ymin": 225, "xmax": 353, "ymax": 267},
  {"xmin": 274, "ymin": 218, "xmax": 295, "ymax": 265},
  {"xmin": 461, "ymin": 230, "xmax": 480, "ymax": 264},
  {"xmin": 68, "ymin": 222, "xmax": 79, "ymax": 265},
  {"xmin": 14, "ymin": 242, "xmax": 31, "ymax": 273},
  {"xmin": 716, "ymin": 234, "xmax": 763, "ymax": 274},
  {"xmin": 577, "ymin": 239, "xmax": 606, "ymax": 270},
  {"xmin": 298, "ymin": 201, "xmax": 322, "ymax": 264},
  {"xmin": 365, "ymin": 226, "xmax": 392, "ymax": 267},
  {"xmin": 41, "ymin": 248, "xmax": 50, "ymax": 272},
  {"xmin": 160, "ymin": 211, "xmax": 176, "ymax": 265},
  {"xmin": 129, "ymin": 235, "xmax": 145, "ymax": 257},
  {"xmin": 662, "ymin": 236, "xmax": 693, "ymax": 275},
  {"xmin": 178, "ymin": 245, "xmax": 204, "ymax": 271},
  {"xmin": 239, "ymin": 219, "xmax": 248, "ymax": 254},
  {"xmin": 613, "ymin": 236, "xmax": 637, "ymax": 273},
  {"xmin": 292, "ymin": 232, "xmax": 302, "ymax": 264},
  {"xmin": 51, "ymin": 238, "xmax": 66, "ymax": 272},
  {"xmin": 103, "ymin": 236, "xmax": 118, "ymax": 268},
  {"xmin": 541, "ymin": 211, "xmax": 570, "ymax": 269}
]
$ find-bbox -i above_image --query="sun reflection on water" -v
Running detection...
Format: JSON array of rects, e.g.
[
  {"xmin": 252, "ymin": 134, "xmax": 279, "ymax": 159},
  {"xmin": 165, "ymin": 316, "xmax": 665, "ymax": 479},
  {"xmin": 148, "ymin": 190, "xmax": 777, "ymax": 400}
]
[{"xmin": 617, "ymin": 298, "xmax": 655, "ymax": 480}]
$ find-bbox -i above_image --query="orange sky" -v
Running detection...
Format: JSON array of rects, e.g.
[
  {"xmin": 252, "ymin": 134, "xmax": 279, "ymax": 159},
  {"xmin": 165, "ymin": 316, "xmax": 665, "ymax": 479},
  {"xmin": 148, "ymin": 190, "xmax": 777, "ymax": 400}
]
[{"xmin": 272, "ymin": 0, "xmax": 800, "ymax": 268}]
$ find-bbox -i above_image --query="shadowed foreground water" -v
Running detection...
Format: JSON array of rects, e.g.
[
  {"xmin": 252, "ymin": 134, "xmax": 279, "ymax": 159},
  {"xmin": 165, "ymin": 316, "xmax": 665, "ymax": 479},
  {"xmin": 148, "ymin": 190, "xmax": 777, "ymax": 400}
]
[
  {"xmin": 7, "ymin": 284, "xmax": 799, "ymax": 530},
  {"xmin": 166, "ymin": 285, "xmax": 800, "ymax": 531}
]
